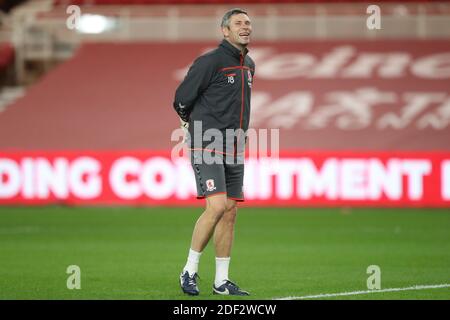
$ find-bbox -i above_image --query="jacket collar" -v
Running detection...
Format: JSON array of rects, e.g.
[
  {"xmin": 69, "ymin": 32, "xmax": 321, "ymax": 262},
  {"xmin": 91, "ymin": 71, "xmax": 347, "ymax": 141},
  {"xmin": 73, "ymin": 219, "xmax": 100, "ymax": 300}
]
[{"xmin": 219, "ymin": 39, "xmax": 248, "ymax": 60}]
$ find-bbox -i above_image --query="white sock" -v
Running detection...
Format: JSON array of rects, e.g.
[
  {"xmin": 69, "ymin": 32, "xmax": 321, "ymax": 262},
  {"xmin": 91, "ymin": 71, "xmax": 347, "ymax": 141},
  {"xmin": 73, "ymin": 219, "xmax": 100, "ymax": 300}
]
[
  {"xmin": 215, "ymin": 257, "xmax": 230, "ymax": 287},
  {"xmin": 183, "ymin": 248, "xmax": 202, "ymax": 276}
]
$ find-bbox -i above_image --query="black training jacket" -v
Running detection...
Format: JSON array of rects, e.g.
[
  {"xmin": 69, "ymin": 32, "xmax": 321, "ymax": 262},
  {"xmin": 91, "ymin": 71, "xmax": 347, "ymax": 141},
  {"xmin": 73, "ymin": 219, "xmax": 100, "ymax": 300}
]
[{"xmin": 173, "ymin": 39, "xmax": 255, "ymax": 149}]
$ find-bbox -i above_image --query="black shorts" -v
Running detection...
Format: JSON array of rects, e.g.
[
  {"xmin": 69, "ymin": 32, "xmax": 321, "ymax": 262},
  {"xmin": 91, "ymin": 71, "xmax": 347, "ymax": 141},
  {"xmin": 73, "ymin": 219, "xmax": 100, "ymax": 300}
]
[{"xmin": 190, "ymin": 150, "xmax": 244, "ymax": 201}]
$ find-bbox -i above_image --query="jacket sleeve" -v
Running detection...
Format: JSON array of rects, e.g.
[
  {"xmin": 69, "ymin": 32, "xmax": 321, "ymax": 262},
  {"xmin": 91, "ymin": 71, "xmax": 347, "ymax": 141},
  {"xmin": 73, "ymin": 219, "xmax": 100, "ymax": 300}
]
[{"xmin": 173, "ymin": 55, "xmax": 215, "ymax": 122}]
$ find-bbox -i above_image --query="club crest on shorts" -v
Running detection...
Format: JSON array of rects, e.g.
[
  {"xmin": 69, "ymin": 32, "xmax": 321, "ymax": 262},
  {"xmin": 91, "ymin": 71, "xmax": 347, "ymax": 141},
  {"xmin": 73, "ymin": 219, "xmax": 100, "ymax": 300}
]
[{"xmin": 206, "ymin": 179, "xmax": 216, "ymax": 192}]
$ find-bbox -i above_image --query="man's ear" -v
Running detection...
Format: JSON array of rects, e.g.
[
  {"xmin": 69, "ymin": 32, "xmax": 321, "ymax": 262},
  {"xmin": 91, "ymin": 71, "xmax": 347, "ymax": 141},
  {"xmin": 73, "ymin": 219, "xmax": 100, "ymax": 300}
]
[{"xmin": 222, "ymin": 26, "xmax": 229, "ymax": 38}]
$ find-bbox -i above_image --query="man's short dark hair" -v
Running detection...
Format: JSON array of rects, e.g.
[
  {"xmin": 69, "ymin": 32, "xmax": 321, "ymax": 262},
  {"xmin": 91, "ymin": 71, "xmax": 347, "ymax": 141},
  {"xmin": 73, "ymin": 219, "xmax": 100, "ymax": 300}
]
[{"xmin": 221, "ymin": 8, "xmax": 248, "ymax": 29}]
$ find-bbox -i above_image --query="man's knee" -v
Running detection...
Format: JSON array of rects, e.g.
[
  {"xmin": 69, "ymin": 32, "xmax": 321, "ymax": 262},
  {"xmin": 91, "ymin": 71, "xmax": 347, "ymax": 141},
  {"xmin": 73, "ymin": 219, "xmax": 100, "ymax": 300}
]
[
  {"xmin": 209, "ymin": 202, "xmax": 227, "ymax": 216},
  {"xmin": 205, "ymin": 196, "xmax": 238, "ymax": 222},
  {"xmin": 222, "ymin": 200, "xmax": 237, "ymax": 224},
  {"xmin": 206, "ymin": 195, "xmax": 228, "ymax": 220},
  {"xmin": 225, "ymin": 199, "xmax": 237, "ymax": 212}
]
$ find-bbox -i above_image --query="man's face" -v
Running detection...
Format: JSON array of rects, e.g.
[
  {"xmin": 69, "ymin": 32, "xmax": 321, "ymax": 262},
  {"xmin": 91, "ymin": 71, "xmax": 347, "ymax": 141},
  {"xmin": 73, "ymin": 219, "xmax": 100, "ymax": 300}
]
[{"xmin": 222, "ymin": 13, "xmax": 252, "ymax": 48}]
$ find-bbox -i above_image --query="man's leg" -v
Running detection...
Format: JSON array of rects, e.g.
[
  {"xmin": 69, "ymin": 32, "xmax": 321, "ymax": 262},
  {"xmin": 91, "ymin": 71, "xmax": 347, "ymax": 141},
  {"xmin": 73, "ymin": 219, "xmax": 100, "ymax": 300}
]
[
  {"xmin": 213, "ymin": 199, "xmax": 237, "ymax": 287},
  {"xmin": 180, "ymin": 193, "xmax": 228, "ymax": 295},
  {"xmin": 211, "ymin": 198, "xmax": 249, "ymax": 295},
  {"xmin": 191, "ymin": 194, "xmax": 228, "ymax": 252},
  {"xmin": 210, "ymin": 160, "xmax": 249, "ymax": 296},
  {"xmin": 182, "ymin": 193, "xmax": 228, "ymax": 276}
]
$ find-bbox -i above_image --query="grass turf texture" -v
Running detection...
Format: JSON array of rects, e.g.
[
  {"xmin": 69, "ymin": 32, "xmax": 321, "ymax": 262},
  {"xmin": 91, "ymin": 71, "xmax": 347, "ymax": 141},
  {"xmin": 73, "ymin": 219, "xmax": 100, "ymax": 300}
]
[{"xmin": 0, "ymin": 206, "xmax": 449, "ymax": 300}]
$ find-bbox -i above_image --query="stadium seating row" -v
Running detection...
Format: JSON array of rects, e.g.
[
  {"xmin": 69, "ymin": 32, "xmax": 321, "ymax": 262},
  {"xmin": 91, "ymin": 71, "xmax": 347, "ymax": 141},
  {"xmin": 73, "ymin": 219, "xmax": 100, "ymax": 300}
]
[{"xmin": 53, "ymin": 0, "xmax": 437, "ymax": 5}]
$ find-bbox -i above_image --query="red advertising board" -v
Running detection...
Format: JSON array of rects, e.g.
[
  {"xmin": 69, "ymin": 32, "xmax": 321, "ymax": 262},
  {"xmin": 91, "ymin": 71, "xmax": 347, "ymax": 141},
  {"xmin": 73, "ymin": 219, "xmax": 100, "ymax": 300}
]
[{"xmin": 1, "ymin": 151, "xmax": 449, "ymax": 207}]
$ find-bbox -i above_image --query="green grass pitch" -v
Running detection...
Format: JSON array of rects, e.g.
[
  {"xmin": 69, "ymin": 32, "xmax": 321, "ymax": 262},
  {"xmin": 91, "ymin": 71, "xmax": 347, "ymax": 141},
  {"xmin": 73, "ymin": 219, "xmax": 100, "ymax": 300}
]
[{"xmin": 0, "ymin": 206, "xmax": 449, "ymax": 300}]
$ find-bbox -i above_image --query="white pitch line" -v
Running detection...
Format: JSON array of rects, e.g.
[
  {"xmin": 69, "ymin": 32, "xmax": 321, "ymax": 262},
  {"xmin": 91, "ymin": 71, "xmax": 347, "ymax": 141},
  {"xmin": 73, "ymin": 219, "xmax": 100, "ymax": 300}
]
[{"xmin": 274, "ymin": 283, "xmax": 450, "ymax": 300}]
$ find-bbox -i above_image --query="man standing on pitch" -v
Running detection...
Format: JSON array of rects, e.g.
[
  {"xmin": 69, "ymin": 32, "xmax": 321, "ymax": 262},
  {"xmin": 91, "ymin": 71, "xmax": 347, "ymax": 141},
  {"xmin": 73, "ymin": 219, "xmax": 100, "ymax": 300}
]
[{"xmin": 173, "ymin": 8, "xmax": 255, "ymax": 296}]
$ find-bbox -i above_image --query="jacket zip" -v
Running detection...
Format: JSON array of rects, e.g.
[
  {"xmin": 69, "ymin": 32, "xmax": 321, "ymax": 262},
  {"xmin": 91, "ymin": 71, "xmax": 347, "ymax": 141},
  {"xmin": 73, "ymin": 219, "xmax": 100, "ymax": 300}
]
[
  {"xmin": 237, "ymin": 53, "xmax": 245, "ymax": 156},
  {"xmin": 239, "ymin": 54, "xmax": 245, "ymax": 131}
]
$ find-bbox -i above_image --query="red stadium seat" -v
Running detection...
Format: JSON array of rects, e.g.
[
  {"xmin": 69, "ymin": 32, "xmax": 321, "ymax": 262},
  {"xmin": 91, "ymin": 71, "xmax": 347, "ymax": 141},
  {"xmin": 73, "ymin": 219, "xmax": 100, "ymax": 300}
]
[{"xmin": 0, "ymin": 43, "xmax": 14, "ymax": 72}]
